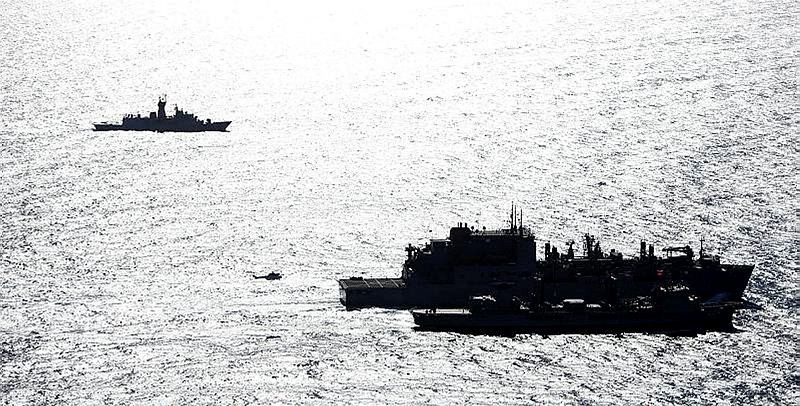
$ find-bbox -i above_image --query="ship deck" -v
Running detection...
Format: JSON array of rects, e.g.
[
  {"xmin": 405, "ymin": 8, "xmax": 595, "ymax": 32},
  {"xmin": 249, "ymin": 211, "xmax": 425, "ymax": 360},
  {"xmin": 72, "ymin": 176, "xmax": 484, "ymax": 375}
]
[{"xmin": 338, "ymin": 278, "xmax": 406, "ymax": 290}]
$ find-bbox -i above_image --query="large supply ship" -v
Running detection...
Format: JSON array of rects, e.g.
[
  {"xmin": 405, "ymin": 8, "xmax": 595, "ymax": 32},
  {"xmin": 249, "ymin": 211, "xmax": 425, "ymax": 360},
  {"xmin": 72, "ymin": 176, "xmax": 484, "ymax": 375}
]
[
  {"xmin": 93, "ymin": 96, "xmax": 231, "ymax": 132},
  {"xmin": 339, "ymin": 206, "xmax": 753, "ymax": 309}
]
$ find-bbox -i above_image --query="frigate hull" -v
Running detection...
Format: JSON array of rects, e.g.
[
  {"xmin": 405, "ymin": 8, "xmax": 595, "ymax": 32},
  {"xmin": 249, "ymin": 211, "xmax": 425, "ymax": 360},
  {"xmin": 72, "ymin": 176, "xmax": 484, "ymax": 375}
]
[{"xmin": 93, "ymin": 120, "xmax": 231, "ymax": 132}]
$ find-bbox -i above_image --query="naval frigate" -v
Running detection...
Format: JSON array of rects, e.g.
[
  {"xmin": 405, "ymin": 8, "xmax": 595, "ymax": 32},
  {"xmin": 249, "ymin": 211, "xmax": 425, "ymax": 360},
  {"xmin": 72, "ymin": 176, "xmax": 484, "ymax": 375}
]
[{"xmin": 93, "ymin": 96, "xmax": 231, "ymax": 132}]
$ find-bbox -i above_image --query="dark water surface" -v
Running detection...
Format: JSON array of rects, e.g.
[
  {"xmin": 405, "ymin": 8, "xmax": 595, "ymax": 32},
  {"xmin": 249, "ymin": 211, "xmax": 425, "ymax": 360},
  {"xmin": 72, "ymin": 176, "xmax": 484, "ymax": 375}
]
[{"xmin": 1, "ymin": 0, "xmax": 798, "ymax": 403}]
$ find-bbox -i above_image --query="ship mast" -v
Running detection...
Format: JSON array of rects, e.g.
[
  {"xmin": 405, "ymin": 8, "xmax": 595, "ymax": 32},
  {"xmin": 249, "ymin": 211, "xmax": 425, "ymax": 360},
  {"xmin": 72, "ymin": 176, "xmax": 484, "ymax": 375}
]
[
  {"xmin": 157, "ymin": 95, "xmax": 167, "ymax": 119},
  {"xmin": 510, "ymin": 202, "xmax": 516, "ymax": 232},
  {"xmin": 700, "ymin": 237, "xmax": 705, "ymax": 257}
]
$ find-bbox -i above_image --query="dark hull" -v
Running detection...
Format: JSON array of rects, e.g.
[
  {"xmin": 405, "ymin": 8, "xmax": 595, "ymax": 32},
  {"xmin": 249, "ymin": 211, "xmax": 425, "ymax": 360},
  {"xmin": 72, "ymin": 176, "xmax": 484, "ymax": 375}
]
[
  {"xmin": 339, "ymin": 264, "xmax": 753, "ymax": 310},
  {"xmin": 93, "ymin": 121, "xmax": 231, "ymax": 132},
  {"xmin": 411, "ymin": 305, "xmax": 736, "ymax": 335}
]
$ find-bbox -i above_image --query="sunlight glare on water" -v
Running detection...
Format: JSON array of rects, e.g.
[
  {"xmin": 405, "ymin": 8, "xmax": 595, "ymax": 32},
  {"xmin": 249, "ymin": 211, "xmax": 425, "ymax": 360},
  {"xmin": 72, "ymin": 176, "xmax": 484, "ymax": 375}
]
[{"xmin": 0, "ymin": 0, "xmax": 798, "ymax": 403}]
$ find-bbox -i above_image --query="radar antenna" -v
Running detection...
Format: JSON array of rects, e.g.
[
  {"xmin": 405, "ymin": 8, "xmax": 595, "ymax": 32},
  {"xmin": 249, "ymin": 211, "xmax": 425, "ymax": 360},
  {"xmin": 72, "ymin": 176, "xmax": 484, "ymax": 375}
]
[
  {"xmin": 700, "ymin": 236, "xmax": 705, "ymax": 257},
  {"xmin": 510, "ymin": 202, "xmax": 516, "ymax": 231},
  {"xmin": 157, "ymin": 95, "xmax": 167, "ymax": 119}
]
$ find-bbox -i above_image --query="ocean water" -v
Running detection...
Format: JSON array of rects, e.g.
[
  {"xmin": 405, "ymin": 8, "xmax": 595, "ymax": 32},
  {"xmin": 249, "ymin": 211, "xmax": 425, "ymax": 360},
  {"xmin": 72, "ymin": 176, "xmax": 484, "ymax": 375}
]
[{"xmin": 1, "ymin": 0, "xmax": 798, "ymax": 403}]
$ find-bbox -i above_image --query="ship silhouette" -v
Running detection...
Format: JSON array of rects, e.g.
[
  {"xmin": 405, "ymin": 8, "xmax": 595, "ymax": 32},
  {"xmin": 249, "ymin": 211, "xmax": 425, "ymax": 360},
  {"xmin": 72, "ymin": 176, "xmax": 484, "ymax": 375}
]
[
  {"xmin": 339, "ymin": 205, "xmax": 754, "ymax": 310},
  {"xmin": 93, "ymin": 96, "xmax": 231, "ymax": 132}
]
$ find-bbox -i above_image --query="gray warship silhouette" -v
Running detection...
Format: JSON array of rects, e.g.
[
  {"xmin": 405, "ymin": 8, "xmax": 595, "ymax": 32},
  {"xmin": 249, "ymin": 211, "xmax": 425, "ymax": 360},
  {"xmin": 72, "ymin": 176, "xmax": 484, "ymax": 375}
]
[{"xmin": 93, "ymin": 96, "xmax": 231, "ymax": 132}]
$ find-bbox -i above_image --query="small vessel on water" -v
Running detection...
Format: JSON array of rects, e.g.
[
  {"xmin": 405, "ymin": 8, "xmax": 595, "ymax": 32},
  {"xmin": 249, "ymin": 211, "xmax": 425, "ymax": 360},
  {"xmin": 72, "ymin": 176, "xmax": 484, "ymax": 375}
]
[
  {"xmin": 339, "ymin": 205, "xmax": 754, "ymax": 310},
  {"xmin": 93, "ymin": 96, "xmax": 231, "ymax": 132},
  {"xmin": 411, "ymin": 284, "xmax": 739, "ymax": 335}
]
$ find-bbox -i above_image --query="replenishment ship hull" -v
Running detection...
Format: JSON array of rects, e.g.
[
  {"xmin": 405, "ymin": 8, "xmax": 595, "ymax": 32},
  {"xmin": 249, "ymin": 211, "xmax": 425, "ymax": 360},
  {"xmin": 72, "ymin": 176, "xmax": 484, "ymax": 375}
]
[{"xmin": 339, "ymin": 266, "xmax": 753, "ymax": 310}]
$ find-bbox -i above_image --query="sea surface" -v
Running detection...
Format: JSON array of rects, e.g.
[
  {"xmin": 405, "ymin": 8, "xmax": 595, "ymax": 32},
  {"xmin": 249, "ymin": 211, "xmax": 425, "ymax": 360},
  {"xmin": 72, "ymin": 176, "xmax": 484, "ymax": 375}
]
[{"xmin": 1, "ymin": 0, "xmax": 798, "ymax": 404}]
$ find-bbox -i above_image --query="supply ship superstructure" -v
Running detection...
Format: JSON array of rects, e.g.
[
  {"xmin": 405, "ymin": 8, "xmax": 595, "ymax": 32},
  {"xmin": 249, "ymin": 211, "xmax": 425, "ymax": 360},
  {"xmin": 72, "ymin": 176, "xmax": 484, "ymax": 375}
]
[{"xmin": 338, "ymin": 207, "xmax": 753, "ymax": 310}]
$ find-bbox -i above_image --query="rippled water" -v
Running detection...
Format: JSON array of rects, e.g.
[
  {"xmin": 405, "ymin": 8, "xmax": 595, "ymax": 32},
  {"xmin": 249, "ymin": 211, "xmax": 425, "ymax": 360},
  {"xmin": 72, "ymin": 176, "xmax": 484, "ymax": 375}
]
[{"xmin": 1, "ymin": 0, "xmax": 798, "ymax": 403}]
